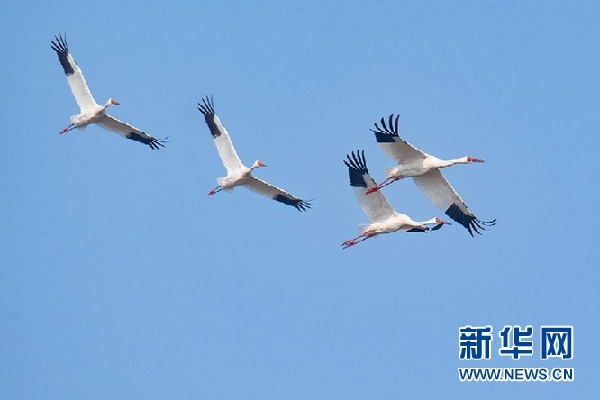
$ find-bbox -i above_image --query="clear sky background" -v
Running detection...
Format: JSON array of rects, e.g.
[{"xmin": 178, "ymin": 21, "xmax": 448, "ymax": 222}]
[{"xmin": 1, "ymin": 1, "xmax": 598, "ymax": 398}]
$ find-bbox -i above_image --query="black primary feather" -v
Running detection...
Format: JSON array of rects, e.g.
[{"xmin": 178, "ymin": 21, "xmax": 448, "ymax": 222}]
[
  {"xmin": 126, "ymin": 132, "xmax": 167, "ymax": 150},
  {"xmin": 371, "ymin": 114, "xmax": 400, "ymax": 143},
  {"xmin": 50, "ymin": 33, "xmax": 75, "ymax": 76},
  {"xmin": 197, "ymin": 95, "xmax": 222, "ymax": 138},
  {"xmin": 273, "ymin": 194, "xmax": 312, "ymax": 212},
  {"xmin": 343, "ymin": 150, "xmax": 369, "ymax": 188},
  {"xmin": 445, "ymin": 203, "xmax": 496, "ymax": 237}
]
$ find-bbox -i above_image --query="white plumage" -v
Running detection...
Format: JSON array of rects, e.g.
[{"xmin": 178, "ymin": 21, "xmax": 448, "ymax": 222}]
[
  {"xmin": 198, "ymin": 96, "xmax": 311, "ymax": 212},
  {"xmin": 342, "ymin": 150, "xmax": 450, "ymax": 249},
  {"xmin": 51, "ymin": 34, "xmax": 166, "ymax": 150},
  {"xmin": 368, "ymin": 114, "xmax": 495, "ymax": 236}
]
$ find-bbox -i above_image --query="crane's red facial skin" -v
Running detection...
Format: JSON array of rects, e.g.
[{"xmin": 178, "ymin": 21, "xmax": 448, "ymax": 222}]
[
  {"xmin": 254, "ymin": 160, "xmax": 267, "ymax": 168},
  {"xmin": 467, "ymin": 156, "xmax": 484, "ymax": 163}
]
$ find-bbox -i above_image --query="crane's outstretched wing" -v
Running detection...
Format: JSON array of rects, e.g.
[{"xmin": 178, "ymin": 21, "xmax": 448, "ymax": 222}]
[
  {"xmin": 344, "ymin": 150, "xmax": 396, "ymax": 222},
  {"xmin": 371, "ymin": 114, "xmax": 427, "ymax": 164},
  {"xmin": 198, "ymin": 96, "xmax": 244, "ymax": 173},
  {"xmin": 413, "ymin": 169, "xmax": 495, "ymax": 236},
  {"xmin": 51, "ymin": 33, "xmax": 97, "ymax": 112},
  {"xmin": 244, "ymin": 177, "xmax": 312, "ymax": 212},
  {"xmin": 97, "ymin": 115, "xmax": 166, "ymax": 150}
]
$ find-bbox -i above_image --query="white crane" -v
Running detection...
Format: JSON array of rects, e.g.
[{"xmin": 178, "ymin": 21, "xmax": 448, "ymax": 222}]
[
  {"xmin": 342, "ymin": 150, "xmax": 450, "ymax": 249},
  {"xmin": 51, "ymin": 34, "xmax": 166, "ymax": 150},
  {"xmin": 367, "ymin": 114, "xmax": 495, "ymax": 236},
  {"xmin": 197, "ymin": 96, "xmax": 311, "ymax": 212}
]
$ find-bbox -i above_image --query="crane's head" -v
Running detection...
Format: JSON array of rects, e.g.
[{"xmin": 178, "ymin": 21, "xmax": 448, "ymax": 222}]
[
  {"xmin": 251, "ymin": 160, "xmax": 268, "ymax": 169},
  {"xmin": 429, "ymin": 217, "xmax": 451, "ymax": 231},
  {"xmin": 466, "ymin": 156, "xmax": 484, "ymax": 163},
  {"xmin": 105, "ymin": 98, "xmax": 120, "ymax": 107}
]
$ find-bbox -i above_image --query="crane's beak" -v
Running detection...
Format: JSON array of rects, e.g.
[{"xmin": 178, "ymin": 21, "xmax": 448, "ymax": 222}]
[{"xmin": 470, "ymin": 157, "xmax": 485, "ymax": 163}]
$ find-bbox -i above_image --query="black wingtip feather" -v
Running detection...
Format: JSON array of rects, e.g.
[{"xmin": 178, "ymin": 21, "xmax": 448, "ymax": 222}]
[
  {"xmin": 126, "ymin": 132, "xmax": 167, "ymax": 150},
  {"xmin": 197, "ymin": 95, "xmax": 215, "ymax": 116},
  {"xmin": 148, "ymin": 137, "xmax": 168, "ymax": 150},
  {"xmin": 370, "ymin": 113, "xmax": 401, "ymax": 142},
  {"xmin": 197, "ymin": 95, "xmax": 222, "ymax": 138},
  {"xmin": 430, "ymin": 223, "xmax": 445, "ymax": 231},
  {"xmin": 344, "ymin": 150, "xmax": 369, "ymax": 187},
  {"xmin": 445, "ymin": 203, "xmax": 496, "ymax": 237},
  {"xmin": 51, "ymin": 33, "xmax": 74, "ymax": 75},
  {"xmin": 273, "ymin": 195, "xmax": 313, "ymax": 212}
]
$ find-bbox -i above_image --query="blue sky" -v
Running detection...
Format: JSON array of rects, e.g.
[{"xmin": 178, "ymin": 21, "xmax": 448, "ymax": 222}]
[{"xmin": 1, "ymin": 0, "xmax": 598, "ymax": 398}]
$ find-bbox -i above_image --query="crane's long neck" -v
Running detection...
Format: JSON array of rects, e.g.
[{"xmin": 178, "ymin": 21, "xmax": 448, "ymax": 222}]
[
  {"xmin": 420, "ymin": 217, "xmax": 440, "ymax": 226},
  {"xmin": 243, "ymin": 162, "xmax": 262, "ymax": 177},
  {"xmin": 437, "ymin": 157, "xmax": 469, "ymax": 168}
]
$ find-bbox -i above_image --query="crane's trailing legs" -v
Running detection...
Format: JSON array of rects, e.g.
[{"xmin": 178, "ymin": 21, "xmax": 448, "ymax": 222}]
[
  {"xmin": 341, "ymin": 232, "xmax": 374, "ymax": 249},
  {"xmin": 207, "ymin": 186, "xmax": 223, "ymax": 196},
  {"xmin": 60, "ymin": 123, "xmax": 76, "ymax": 134},
  {"xmin": 365, "ymin": 176, "xmax": 398, "ymax": 195}
]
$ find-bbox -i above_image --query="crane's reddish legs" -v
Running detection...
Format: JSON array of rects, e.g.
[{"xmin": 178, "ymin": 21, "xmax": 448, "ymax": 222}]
[
  {"xmin": 341, "ymin": 232, "xmax": 373, "ymax": 249},
  {"xmin": 207, "ymin": 186, "xmax": 223, "ymax": 196},
  {"xmin": 60, "ymin": 123, "xmax": 76, "ymax": 134},
  {"xmin": 366, "ymin": 177, "xmax": 397, "ymax": 195}
]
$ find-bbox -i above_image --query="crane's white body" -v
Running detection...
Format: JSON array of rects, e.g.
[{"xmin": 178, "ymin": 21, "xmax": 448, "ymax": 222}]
[
  {"xmin": 360, "ymin": 213, "xmax": 442, "ymax": 236},
  {"xmin": 370, "ymin": 114, "xmax": 495, "ymax": 236},
  {"xmin": 68, "ymin": 98, "xmax": 118, "ymax": 131},
  {"xmin": 342, "ymin": 151, "xmax": 448, "ymax": 249},
  {"xmin": 51, "ymin": 34, "xmax": 165, "ymax": 150},
  {"xmin": 214, "ymin": 160, "xmax": 269, "ymax": 194},
  {"xmin": 198, "ymin": 96, "xmax": 311, "ymax": 212}
]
